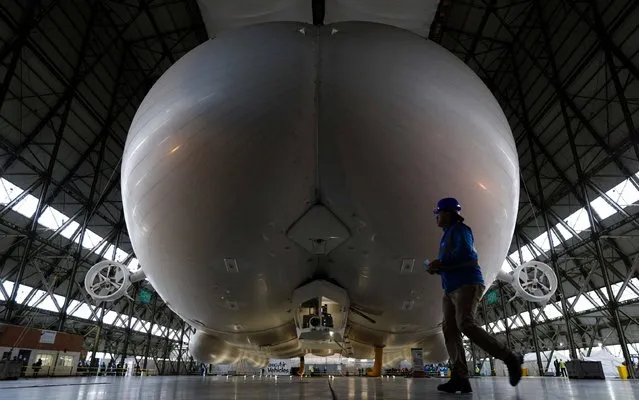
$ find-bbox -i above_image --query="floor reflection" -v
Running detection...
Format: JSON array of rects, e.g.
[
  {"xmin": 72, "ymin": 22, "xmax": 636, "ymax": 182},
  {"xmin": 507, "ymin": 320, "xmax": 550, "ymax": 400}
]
[{"xmin": 1, "ymin": 375, "xmax": 639, "ymax": 399}]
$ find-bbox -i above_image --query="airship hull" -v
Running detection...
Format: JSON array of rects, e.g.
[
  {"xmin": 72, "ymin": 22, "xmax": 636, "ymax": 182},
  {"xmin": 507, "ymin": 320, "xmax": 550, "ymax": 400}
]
[{"xmin": 121, "ymin": 22, "xmax": 519, "ymax": 364}]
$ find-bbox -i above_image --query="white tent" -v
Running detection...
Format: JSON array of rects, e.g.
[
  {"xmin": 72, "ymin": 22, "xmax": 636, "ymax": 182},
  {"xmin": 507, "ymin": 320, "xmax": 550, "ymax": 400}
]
[
  {"xmin": 522, "ymin": 352, "xmax": 541, "ymax": 376},
  {"xmin": 584, "ymin": 348, "xmax": 624, "ymax": 377},
  {"xmin": 474, "ymin": 349, "xmax": 623, "ymax": 378},
  {"xmin": 491, "ymin": 351, "xmax": 573, "ymax": 376},
  {"xmin": 527, "ymin": 350, "xmax": 573, "ymax": 376}
]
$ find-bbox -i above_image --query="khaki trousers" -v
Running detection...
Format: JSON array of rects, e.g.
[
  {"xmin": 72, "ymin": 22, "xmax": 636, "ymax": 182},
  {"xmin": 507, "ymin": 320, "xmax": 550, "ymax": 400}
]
[{"xmin": 442, "ymin": 284, "xmax": 512, "ymax": 379}]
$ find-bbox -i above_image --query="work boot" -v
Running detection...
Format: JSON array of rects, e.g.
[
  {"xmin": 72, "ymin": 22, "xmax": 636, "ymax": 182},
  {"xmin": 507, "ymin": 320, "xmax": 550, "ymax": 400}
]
[
  {"xmin": 437, "ymin": 378, "xmax": 472, "ymax": 394},
  {"xmin": 505, "ymin": 353, "xmax": 524, "ymax": 387}
]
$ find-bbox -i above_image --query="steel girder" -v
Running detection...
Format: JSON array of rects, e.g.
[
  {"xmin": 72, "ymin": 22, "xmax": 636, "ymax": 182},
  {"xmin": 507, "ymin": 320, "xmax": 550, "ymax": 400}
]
[
  {"xmin": 0, "ymin": 0, "xmax": 205, "ymax": 373},
  {"xmin": 431, "ymin": 0, "xmax": 639, "ymax": 373}
]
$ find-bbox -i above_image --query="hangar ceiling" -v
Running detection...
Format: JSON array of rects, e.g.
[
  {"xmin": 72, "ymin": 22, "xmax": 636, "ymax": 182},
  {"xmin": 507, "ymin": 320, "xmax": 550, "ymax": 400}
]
[
  {"xmin": 0, "ymin": 0, "xmax": 638, "ymax": 373},
  {"xmin": 0, "ymin": 0, "xmax": 207, "ymax": 372}
]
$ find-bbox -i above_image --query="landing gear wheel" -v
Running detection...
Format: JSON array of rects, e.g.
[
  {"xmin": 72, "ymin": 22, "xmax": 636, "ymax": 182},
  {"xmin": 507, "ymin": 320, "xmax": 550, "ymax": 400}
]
[
  {"xmin": 84, "ymin": 260, "xmax": 131, "ymax": 302},
  {"xmin": 511, "ymin": 261, "xmax": 557, "ymax": 303}
]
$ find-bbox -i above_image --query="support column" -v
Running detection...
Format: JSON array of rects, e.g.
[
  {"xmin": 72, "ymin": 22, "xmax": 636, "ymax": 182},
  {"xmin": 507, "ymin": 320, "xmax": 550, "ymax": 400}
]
[
  {"xmin": 366, "ymin": 345, "xmax": 384, "ymax": 377},
  {"xmin": 298, "ymin": 356, "xmax": 305, "ymax": 376},
  {"xmin": 120, "ymin": 286, "xmax": 140, "ymax": 366},
  {"xmin": 495, "ymin": 284, "xmax": 512, "ymax": 349},
  {"xmin": 160, "ymin": 315, "xmax": 174, "ymax": 375},
  {"xmin": 143, "ymin": 295, "xmax": 158, "ymax": 370},
  {"xmin": 90, "ymin": 307, "xmax": 107, "ymax": 370},
  {"xmin": 545, "ymin": 350, "xmax": 555, "ymax": 374},
  {"xmin": 532, "ymin": 0, "xmax": 634, "ymax": 374},
  {"xmin": 528, "ymin": 303, "xmax": 544, "ymax": 376},
  {"xmin": 176, "ymin": 321, "xmax": 186, "ymax": 375}
]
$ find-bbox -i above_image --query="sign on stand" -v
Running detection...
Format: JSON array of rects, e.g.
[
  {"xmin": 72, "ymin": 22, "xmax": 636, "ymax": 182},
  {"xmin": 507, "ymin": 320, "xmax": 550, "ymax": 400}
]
[
  {"xmin": 485, "ymin": 290, "xmax": 499, "ymax": 305},
  {"xmin": 267, "ymin": 360, "xmax": 292, "ymax": 375},
  {"xmin": 138, "ymin": 289, "xmax": 153, "ymax": 304},
  {"xmin": 411, "ymin": 348, "xmax": 424, "ymax": 373}
]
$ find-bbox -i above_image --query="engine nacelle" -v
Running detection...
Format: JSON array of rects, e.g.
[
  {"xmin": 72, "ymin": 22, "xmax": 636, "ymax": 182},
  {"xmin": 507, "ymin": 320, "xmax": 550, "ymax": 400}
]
[
  {"xmin": 497, "ymin": 261, "xmax": 558, "ymax": 303},
  {"xmin": 84, "ymin": 260, "xmax": 146, "ymax": 302}
]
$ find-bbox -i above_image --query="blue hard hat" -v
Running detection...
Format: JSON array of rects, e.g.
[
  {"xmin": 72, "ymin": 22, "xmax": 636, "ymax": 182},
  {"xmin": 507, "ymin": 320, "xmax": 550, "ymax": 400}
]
[{"xmin": 434, "ymin": 198, "xmax": 462, "ymax": 215}]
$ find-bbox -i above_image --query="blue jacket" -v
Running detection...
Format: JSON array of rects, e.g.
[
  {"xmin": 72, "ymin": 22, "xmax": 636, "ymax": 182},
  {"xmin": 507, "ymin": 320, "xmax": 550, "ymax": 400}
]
[{"xmin": 438, "ymin": 221, "xmax": 484, "ymax": 293}]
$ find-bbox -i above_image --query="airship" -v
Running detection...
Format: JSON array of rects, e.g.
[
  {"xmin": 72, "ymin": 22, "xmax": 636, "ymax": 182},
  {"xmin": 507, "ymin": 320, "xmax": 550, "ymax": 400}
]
[{"xmin": 84, "ymin": 21, "xmax": 557, "ymax": 374}]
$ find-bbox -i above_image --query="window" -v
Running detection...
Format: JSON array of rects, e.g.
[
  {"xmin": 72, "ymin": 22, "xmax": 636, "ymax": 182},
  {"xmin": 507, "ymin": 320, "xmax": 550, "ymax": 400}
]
[
  {"xmin": 58, "ymin": 355, "xmax": 74, "ymax": 367},
  {"xmin": 35, "ymin": 354, "xmax": 54, "ymax": 366}
]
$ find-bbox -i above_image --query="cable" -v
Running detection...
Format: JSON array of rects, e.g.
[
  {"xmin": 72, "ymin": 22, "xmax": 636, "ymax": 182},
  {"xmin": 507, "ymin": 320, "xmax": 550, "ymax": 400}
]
[{"xmin": 521, "ymin": 173, "xmax": 544, "ymax": 238}]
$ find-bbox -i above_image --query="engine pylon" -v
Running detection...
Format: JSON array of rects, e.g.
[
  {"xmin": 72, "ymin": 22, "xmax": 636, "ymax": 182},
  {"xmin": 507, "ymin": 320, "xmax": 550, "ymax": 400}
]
[{"xmin": 366, "ymin": 345, "xmax": 384, "ymax": 377}]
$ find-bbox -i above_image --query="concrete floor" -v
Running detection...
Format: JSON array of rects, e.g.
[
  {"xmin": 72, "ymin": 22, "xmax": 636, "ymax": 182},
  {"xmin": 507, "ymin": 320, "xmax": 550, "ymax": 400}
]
[{"xmin": 1, "ymin": 375, "xmax": 639, "ymax": 399}]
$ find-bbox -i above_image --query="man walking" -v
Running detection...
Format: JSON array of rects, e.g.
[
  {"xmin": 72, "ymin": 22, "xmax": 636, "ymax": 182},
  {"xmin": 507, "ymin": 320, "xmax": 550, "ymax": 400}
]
[{"xmin": 427, "ymin": 197, "xmax": 524, "ymax": 394}]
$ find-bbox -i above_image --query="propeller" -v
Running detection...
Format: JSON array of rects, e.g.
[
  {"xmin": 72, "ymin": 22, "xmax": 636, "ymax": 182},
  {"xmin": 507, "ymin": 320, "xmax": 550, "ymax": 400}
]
[
  {"xmin": 350, "ymin": 303, "xmax": 383, "ymax": 317},
  {"xmin": 349, "ymin": 305, "xmax": 379, "ymax": 324}
]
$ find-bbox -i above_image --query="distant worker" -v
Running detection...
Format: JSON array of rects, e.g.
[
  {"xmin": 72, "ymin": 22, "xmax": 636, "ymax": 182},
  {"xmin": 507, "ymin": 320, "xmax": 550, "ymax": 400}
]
[
  {"xmin": 32, "ymin": 358, "xmax": 43, "ymax": 377},
  {"xmin": 426, "ymin": 198, "xmax": 524, "ymax": 394},
  {"xmin": 558, "ymin": 359, "xmax": 567, "ymax": 377}
]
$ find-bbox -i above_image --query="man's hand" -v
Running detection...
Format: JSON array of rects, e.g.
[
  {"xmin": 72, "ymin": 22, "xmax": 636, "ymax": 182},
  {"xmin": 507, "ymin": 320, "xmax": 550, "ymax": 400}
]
[{"xmin": 427, "ymin": 259, "xmax": 443, "ymax": 275}]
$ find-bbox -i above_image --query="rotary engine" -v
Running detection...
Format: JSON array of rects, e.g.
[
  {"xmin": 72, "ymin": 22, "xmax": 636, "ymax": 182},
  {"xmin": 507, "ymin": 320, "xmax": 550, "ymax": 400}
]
[{"xmin": 496, "ymin": 261, "xmax": 558, "ymax": 303}]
